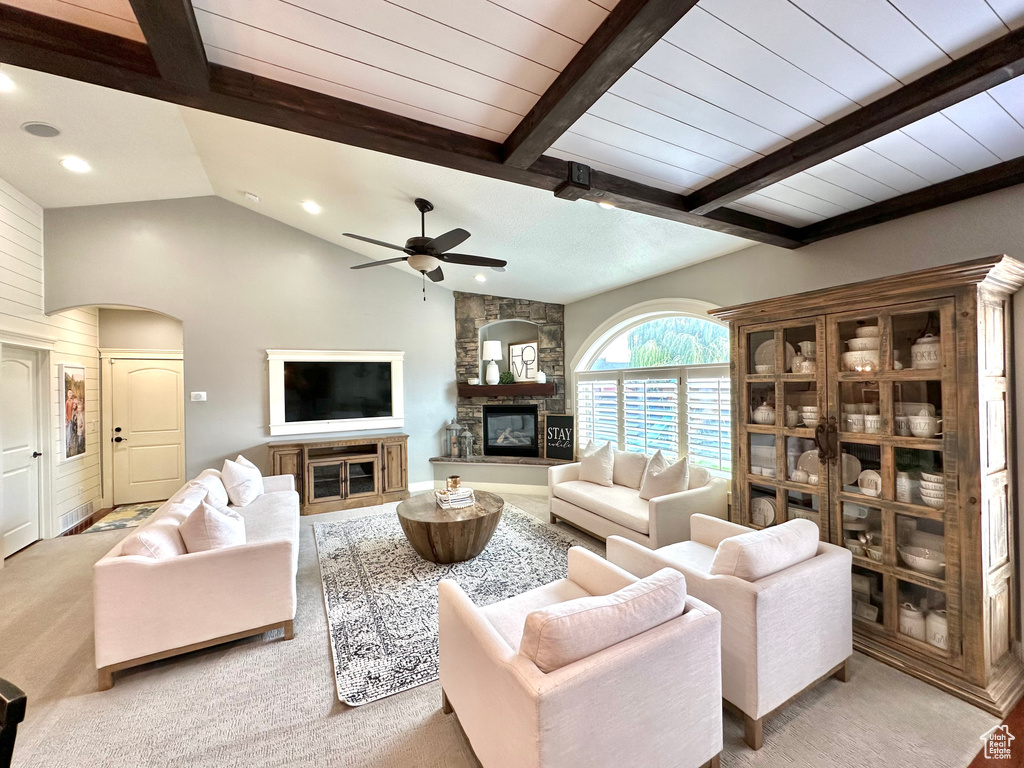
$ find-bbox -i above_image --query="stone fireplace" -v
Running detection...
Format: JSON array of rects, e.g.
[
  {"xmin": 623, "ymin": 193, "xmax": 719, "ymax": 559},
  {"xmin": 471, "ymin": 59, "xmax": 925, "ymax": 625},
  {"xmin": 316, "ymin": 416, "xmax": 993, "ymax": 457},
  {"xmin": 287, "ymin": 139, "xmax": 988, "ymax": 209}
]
[{"xmin": 454, "ymin": 292, "xmax": 565, "ymax": 457}]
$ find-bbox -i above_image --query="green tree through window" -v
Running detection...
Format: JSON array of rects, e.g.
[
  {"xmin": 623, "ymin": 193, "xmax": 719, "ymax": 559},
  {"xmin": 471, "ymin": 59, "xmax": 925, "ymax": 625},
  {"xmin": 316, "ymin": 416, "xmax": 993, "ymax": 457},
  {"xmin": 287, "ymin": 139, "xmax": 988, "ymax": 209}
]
[{"xmin": 591, "ymin": 316, "xmax": 729, "ymax": 370}]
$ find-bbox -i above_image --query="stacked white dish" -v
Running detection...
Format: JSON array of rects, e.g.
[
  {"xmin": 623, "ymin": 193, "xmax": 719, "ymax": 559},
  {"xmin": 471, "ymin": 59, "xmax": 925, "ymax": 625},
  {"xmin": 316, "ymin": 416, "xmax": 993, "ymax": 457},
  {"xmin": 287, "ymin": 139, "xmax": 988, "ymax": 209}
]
[
  {"xmin": 843, "ymin": 326, "xmax": 880, "ymax": 371},
  {"xmin": 918, "ymin": 471, "xmax": 945, "ymax": 508},
  {"xmin": 798, "ymin": 405, "xmax": 819, "ymax": 427}
]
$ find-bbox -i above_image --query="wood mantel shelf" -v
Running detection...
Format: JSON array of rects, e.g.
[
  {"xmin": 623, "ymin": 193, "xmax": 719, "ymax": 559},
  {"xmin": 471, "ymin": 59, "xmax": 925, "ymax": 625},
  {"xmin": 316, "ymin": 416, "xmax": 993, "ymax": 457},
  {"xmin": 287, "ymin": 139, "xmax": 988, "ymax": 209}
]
[{"xmin": 457, "ymin": 382, "xmax": 556, "ymax": 398}]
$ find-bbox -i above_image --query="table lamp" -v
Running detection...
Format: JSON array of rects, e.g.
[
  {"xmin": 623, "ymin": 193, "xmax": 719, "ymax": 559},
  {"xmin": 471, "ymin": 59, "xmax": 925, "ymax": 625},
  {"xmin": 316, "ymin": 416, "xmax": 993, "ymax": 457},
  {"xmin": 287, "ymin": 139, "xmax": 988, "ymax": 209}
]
[{"xmin": 482, "ymin": 340, "xmax": 502, "ymax": 385}]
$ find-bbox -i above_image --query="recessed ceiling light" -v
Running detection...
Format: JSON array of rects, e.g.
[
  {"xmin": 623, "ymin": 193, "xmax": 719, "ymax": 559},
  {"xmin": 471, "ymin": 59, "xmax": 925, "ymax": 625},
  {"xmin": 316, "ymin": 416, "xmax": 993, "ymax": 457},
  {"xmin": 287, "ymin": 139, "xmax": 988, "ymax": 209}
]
[
  {"xmin": 302, "ymin": 200, "xmax": 321, "ymax": 214},
  {"xmin": 474, "ymin": 274, "xmax": 487, "ymax": 283},
  {"xmin": 22, "ymin": 122, "xmax": 61, "ymax": 138},
  {"xmin": 597, "ymin": 201, "xmax": 616, "ymax": 210},
  {"xmin": 59, "ymin": 156, "xmax": 91, "ymax": 173},
  {"xmin": 0, "ymin": 72, "xmax": 15, "ymax": 92},
  {"xmin": 244, "ymin": 191, "xmax": 260, "ymax": 204}
]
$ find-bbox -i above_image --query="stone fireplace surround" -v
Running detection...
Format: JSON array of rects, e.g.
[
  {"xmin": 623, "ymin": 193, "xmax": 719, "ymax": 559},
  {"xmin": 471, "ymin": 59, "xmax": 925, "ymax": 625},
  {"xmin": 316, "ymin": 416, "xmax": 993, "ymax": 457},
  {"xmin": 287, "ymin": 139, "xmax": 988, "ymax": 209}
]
[{"xmin": 454, "ymin": 292, "xmax": 565, "ymax": 457}]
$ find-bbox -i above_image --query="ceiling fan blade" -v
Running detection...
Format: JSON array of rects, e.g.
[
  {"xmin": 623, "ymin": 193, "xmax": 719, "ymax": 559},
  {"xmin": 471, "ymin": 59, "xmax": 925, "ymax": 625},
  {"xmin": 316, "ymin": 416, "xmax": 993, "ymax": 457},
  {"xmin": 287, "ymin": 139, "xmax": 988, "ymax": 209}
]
[
  {"xmin": 439, "ymin": 253, "xmax": 507, "ymax": 268},
  {"xmin": 425, "ymin": 228, "xmax": 470, "ymax": 254},
  {"xmin": 426, "ymin": 266, "xmax": 445, "ymax": 282},
  {"xmin": 343, "ymin": 233, "xmax": 412, "ymax": 253},
  {"xmin": 350, "ymin": 256, "xmax": 409, "ymax": 270}
]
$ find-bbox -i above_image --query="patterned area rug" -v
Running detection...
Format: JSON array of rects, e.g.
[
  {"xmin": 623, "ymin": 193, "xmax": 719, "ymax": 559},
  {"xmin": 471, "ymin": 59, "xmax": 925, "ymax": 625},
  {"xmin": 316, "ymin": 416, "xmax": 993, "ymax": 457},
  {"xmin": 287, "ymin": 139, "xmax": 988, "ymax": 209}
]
[
  {"xmin": 314, "ymin": 503, "xmax": 600, "ymax": 706},
  {"xmin": 83, "ymin": 502, "xmax": 163, "ymax": 533}
]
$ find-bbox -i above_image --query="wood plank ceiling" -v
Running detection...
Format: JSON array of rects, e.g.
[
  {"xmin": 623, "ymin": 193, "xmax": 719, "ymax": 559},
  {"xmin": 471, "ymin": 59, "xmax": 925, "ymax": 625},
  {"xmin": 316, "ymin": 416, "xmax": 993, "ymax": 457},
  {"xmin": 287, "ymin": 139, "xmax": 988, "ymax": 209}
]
[{"xmin": 1, "ymin": 0, "xmax": 1023, "ymax": 247}]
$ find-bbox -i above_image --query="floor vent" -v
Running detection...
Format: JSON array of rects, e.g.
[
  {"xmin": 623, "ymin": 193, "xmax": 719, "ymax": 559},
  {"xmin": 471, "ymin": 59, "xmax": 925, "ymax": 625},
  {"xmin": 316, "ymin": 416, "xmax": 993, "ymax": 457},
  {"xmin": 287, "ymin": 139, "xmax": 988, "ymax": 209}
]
[{"xmin": 59, "ymin": 501, "xmax": 94, "ymax": 534}]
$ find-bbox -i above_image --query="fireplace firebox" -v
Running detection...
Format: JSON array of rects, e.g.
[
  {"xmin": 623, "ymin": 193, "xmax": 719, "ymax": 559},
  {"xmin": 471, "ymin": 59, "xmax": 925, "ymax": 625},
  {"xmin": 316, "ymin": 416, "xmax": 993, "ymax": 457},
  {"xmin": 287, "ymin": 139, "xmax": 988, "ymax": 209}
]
[{"xmin": 482, "ymin": 405, "xmax": 539, "ymax": 457}]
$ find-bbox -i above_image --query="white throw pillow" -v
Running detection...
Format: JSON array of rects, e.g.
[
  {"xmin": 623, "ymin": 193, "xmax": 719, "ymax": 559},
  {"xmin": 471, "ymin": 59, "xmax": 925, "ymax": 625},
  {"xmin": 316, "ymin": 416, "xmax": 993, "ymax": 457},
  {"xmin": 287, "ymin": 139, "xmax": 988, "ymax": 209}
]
[
  {"xmin": 578, "ymin": 441, "xmax": 614, "ymax": 486},
  {"xmin": 710, "ymin": 518, "xmax": 819, "ymax": 582},
  {"xmin": 519, "ymin": 568, "xmax": 687, "ymax": 672},
  {"xmin": 639, "ymin": 455, "xmax": 689, "ymax": 501},
  {"xmin": 120, "ymin": 519, "xmax": 187, "ymax": 559},
  {"xmin": 222, "ymin": 455, "xmax": 264, "ymax": 507},
  {"xmin": 639, "ymin": 450, "xmax": 669, "ymax": 489},
  {"xmin": 612, "ymin": 449, "xmax": 648, "ymax": 490},
  {"xmin": 192, "ymin": 468, "xmax": 230, "ymax": 507},
  {"xmin": 581, "ymin": 440, "xmax": 598, "ymax": 457},
  {"xmin": 179, "ymin": 496, "xmax": 246, "ymax": 553}
]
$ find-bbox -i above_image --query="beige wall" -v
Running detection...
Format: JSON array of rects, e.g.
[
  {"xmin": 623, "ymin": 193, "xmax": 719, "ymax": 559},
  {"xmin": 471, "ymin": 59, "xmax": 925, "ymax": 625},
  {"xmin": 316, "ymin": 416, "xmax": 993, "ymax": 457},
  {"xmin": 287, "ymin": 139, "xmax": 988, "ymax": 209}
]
[
  {"xmin": 43, "ymin": 195, "xmax": 456, "ymax": 483},
  {"xmin": 98, "ymin": 307, "xmax": 183, "ymax": 351},
  {"xmin": 0, "ymin": 177, "xmax": 101, "ymax": 536}
]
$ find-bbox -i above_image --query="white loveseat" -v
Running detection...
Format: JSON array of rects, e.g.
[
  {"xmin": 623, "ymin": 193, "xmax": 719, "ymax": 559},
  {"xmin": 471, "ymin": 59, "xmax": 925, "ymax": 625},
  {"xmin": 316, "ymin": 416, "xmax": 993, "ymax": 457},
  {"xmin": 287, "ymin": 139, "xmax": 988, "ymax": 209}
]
[
  {"xmin": 548, "ymin": 461, "xmax": 728, "ymax": 548},
  {"xmin": 439, "ymin": 547, "xmax": 723, "ymax": 768},
  {"xmin": 608, "ymin": 514, "xmax": 852, "ymax": 750},
  {"xmin": 93, "ymin": 471, "xmax": 300, "ymax": 689}
]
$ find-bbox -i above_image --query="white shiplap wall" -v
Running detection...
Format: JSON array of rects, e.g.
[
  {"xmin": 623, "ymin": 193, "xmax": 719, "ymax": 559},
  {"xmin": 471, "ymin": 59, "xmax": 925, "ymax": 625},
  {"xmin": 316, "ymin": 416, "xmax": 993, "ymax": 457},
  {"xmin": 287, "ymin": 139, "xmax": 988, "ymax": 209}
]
[{"xmin": 0, "ymin": 176, "xmax": 101, "ymax": 535}]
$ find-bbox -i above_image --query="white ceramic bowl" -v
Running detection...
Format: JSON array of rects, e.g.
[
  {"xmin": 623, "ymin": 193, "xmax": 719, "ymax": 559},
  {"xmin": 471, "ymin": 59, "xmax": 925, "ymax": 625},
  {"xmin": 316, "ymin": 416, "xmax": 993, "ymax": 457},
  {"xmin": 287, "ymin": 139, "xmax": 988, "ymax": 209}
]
[
  {"xmin": 920, "ymin": 490, "xmax": 945, "ymax": 501},
  {"xmin": 855, "ymin": 326, "xmax": 880, "ymax": 338},
  {"xmin": 754, "ymin": 364, "xmax": 773, "ymax": 374},
  {"xmin": 920, "ymin": 495, "xmax": 945, "ymax": 509},
  {"xmin": 899, "ymin": 546, "xmax": 945, "ymax": 576},
  {"xmin": 866, "ymin": 545, "xmax": 884, "ymax": 562},
  {"xmin": 842, "ymin": 350, "xmax": 880, "ymax": 372},
  {"xmin": 920, "ymin": 471, "xmax": 943, "ymax": 483},
  {"xmin": 844, "ymin": 539, "xmax": 866, "ymax": 557},
  {"xmin": 919, "ymin": 479, "xmax": 944, "ymax": 492},
  {"xmin": 467, "ymin": 378, "xmax": 480, "ymax": 385},
  {"xmin": 847, "ymin": 337, "xmax": 880, "ymax": 351},
  {"xmin": 802, "ymin": 415, "xmax": 819, "ymax": 427}
]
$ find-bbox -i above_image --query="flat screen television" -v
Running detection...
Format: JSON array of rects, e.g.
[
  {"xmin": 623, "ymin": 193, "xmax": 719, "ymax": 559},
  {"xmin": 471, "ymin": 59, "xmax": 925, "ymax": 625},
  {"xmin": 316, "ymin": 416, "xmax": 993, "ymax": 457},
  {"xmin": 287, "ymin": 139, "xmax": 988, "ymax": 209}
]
[{"xmin": 268, "ymin": 350, "xmax": 404, "ymax": 436}]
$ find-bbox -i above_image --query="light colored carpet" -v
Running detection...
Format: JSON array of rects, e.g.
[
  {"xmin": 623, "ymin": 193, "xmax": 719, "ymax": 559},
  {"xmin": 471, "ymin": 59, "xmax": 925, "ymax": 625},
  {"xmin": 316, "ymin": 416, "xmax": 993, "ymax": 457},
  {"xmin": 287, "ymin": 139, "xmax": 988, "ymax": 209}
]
[{"xmin": 0, "ymin": 493, "xmax": 997, "ymax": 767}]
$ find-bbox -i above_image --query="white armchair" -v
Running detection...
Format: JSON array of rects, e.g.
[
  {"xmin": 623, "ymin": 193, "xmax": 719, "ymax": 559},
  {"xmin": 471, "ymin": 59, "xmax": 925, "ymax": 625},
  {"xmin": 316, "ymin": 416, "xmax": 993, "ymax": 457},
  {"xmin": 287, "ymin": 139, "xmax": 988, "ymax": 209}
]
[
  {"xmin": 607, "ymin": 515, "xmax": 852, "ymax": 750},
  {"xmin": 438, "ymin": 547, "xmax": 723, "ymax": 768}
]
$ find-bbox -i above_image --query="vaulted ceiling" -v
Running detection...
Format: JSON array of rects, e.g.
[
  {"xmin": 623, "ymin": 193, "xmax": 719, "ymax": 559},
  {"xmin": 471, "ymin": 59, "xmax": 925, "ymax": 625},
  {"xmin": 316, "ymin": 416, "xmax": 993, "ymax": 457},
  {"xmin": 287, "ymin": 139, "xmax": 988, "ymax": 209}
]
[{"xmin": 0, "ymin": 0, "xmax": 1023, "ymax": 249}]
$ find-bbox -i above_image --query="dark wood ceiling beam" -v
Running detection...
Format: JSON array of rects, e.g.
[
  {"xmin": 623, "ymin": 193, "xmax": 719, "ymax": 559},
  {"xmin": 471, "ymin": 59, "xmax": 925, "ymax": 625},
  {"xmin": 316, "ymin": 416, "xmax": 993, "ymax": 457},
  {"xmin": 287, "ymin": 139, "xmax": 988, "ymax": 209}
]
[
  {"xmin": 798, "ymin": 157, "xmax": 1024, "ymax": 244},
  {"xmin": 127, "ymin": 0, "xmax": 208, "ymax": 89},
  {"xmin": 686, "ymin": 26, "xmax": 1024, "ymax": 215},
  {"xmin": 502, "ymin": 0, "xmax": 699, "ymax": 170}
]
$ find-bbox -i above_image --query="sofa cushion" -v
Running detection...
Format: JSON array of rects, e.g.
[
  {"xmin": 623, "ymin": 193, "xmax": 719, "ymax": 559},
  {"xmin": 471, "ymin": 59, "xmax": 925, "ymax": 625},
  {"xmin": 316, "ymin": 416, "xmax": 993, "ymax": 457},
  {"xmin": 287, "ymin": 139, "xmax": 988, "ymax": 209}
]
[
  {"xmin": 158, "ymin": 484, "xmax": 208, "ymax": 525},
  {"xmin": 519, "ymin": 568, "xmax": 687, "ymax": 672},
  {"xmin": 710, "ymin": 518, "xmax": 819, "ymax": 582},
  {"xmin": 639, "ymin": 456, "xmax": 689, "ymax": 501},
  {"xmin": 661, "ymin": 540, "xmax": 718, "ymax": 575},
  {"xmin": 480, "ymin": 578, "xmax": 590, "ymax": 652},
  {"xmin": 193, "ymin": 468, "xmax": 229, "ymax": 507},
  {"xmin": 578, "ymin": 441, "xmax": 614, "ymax": 487},
  {"xmin": 552, "ymin": 480, "xmax": 650, "ymax": 534},
  {"xmin": 688, "ymin": 465, "xmax": 711, "ymax": 490},
  {"xmin": 613, "ymin": 449, "xmax": 648, "ymax": 490},
  {"xmin": 179, "ymin": 498, "xmax": 246, "ymax": 553},
  {"xmin": 640, "ymin": 450, "xmax": 668, "ymax": 489},
  {"xmin": 222, "ymin": 455, "xmax": 264, "ymax": 507},
  {"xmin": 120, "ymin": 519, "xmax": 187, "ymax": 559}
]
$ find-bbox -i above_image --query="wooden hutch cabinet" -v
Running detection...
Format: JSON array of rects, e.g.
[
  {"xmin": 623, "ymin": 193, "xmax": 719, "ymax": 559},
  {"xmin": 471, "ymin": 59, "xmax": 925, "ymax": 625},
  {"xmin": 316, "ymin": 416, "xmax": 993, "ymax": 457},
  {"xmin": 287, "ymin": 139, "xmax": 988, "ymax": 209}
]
[
  {"xmin": 268, "ymin": 433, "xmax": 409, "ymax": 515},
  {"xmin": 710, "ymin": 256, "xmax": 1024, "ymax": 716}
]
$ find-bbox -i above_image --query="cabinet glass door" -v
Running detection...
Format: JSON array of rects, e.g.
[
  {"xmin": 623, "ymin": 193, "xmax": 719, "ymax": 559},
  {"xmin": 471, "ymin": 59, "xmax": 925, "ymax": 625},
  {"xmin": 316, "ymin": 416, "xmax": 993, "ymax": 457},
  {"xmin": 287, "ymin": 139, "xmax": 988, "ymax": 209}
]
[
  {"xmin": 309, "ymin": 461, "xmax": 343, "ymax": 502},
  {"xmin": 346, "ymin": 459, "xmax": 378, "ymax": 498}
]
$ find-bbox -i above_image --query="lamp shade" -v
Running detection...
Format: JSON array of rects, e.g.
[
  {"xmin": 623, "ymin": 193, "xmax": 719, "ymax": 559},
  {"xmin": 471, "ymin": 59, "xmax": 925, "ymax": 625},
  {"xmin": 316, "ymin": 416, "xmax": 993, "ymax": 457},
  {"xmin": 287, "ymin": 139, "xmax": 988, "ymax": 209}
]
[{"xmin": 482, "ymin": 340, "xmax": 503, "ymax": 361}]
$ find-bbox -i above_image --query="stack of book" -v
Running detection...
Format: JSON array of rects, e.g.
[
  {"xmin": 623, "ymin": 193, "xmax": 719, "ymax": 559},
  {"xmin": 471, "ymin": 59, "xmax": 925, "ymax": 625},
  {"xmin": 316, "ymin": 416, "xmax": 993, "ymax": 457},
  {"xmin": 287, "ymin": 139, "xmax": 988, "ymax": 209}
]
[{"xmin": 435, "ymin": 487, "xmax": 476, "ymax": 509}]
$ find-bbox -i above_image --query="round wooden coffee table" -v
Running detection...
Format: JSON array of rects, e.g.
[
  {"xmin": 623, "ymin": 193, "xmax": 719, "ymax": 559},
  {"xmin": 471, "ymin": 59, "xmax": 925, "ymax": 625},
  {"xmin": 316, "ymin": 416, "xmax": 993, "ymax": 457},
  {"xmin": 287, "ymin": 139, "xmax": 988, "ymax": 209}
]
[{"xmin": 397, "ymin": 491, "xmax": 504, "ymax": 563}]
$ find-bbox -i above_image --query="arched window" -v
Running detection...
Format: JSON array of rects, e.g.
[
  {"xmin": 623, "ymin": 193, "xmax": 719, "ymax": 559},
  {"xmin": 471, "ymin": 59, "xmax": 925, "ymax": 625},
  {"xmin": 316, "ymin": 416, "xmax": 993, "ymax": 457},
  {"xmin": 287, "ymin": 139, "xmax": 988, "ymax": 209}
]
[{"xmin": 575, "ymin": 308, "xmax": 731, "ymax": 474}]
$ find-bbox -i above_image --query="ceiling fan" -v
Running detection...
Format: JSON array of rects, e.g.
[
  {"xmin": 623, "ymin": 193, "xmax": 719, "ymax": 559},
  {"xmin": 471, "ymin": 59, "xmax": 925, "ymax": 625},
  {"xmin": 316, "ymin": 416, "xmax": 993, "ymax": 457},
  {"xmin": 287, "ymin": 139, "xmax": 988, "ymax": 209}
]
[{"xmin": 344, "ymin": 198, "xmax": 507, "ymax": 299}]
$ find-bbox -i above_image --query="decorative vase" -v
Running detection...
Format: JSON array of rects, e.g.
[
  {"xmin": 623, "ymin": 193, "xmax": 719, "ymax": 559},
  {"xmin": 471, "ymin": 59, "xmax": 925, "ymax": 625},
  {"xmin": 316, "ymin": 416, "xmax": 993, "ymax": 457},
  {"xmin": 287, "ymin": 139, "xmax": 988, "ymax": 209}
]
[
  {"xmin": 535, "ymin": 370, "xmax": 547, "ymax": 384},
  {"xmin": 485, "ymin": 359, "xmax": 499, "ymax": 385}
]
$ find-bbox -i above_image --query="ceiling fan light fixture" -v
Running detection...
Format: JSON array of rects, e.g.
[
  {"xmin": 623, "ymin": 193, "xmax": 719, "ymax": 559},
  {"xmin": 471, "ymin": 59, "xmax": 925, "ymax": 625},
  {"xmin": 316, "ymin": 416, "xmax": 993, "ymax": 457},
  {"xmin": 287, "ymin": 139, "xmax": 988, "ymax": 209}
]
[
  {"xmin": 407, "ymin": 253, "xmax": 441, "ymax": 273},
  {"xmin": 301, "ymin": 200, "xmax": 321, "ymax": 214}
]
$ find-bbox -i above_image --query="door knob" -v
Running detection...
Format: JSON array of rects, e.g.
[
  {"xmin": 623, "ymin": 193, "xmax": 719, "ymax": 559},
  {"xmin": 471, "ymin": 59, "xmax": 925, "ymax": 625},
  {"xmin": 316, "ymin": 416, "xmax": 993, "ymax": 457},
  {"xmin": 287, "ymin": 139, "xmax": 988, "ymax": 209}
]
[
  {"xmin": 113, "ymin": 436, "xmax": 127, "ymax": 443},
  {"xmin": 31, "ymin": 451, "xmax": 42, "ymax": 458}
]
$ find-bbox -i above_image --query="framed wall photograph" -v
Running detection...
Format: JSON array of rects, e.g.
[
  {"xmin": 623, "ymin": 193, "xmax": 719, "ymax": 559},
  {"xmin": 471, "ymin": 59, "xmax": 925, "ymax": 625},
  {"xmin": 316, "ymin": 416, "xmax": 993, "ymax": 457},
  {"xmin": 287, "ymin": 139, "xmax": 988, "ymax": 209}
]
[
  {"xmin": 545, "ymin": 415, "xmax": 575, "ymax": 461},
  {"xmin": 508, "ymin": 341, "xmax": 538, "ymax": 382},
  {"xmin": 60, "ymin": 363, "xmax": 87, "ymax": 461}
]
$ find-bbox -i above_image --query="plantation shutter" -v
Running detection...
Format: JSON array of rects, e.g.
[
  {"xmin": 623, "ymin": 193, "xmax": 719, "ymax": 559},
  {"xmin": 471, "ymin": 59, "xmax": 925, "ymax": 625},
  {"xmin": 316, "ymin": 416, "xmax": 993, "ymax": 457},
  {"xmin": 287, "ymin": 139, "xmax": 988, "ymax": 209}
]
[
  {"xmin": 684, "ymin": 367, "xmax": 731, "ymax": 473},
  {"xmin": 575, "ymin": 379, "xmax": 618, "ymax": 452},
  {"xmin": 624, "ymin": 378, "xmax": 679, "ymax": 461}
]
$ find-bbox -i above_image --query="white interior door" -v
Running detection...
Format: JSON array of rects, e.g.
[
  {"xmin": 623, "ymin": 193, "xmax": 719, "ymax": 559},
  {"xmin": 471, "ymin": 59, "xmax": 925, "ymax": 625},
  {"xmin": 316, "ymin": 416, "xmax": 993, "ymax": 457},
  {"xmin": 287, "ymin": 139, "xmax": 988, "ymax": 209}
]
[
  {"xmin": 2, "ymin": 346, "xmax": 42, "ymax": 558},
  {"xmin": 111, "ymin": 359, "xmax": 185, "ymax": 504}
]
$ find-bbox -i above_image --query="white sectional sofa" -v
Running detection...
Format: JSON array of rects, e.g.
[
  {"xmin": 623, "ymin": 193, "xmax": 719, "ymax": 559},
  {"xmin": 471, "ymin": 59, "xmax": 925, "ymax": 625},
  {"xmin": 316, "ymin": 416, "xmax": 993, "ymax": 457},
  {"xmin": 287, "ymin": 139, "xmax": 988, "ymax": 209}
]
[
  {"xmin": 548, "ymin": 461, "xmax": 728, "ymax": 549},
  {"xmin": 93, "ymin": 471, "xmax": 300, "ymax": 689}
]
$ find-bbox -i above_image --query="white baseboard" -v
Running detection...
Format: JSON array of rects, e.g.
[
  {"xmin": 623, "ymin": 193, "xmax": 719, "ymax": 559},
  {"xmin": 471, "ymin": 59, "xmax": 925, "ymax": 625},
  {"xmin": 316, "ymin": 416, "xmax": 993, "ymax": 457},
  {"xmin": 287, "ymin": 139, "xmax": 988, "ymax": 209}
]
[
  {"xmin": 431, "ymin": 480, "xmax": 547, "ymax": 497},
  {"xmin": 408, "ymin": 480, "xmax": 435, "ymax": 493}
]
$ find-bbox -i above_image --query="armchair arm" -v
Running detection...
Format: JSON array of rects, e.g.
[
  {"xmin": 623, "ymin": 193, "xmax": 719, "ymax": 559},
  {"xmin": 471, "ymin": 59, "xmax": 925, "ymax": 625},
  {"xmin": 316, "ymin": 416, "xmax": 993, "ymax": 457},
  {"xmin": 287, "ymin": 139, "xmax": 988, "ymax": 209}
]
[
  {"xmin": 690, "ymin": 511, "xmax": 751, "ymax": 550},
  {"xmin": 262, "ymin": 474, "xmax": 295, "ymax": 493},
  {"xmin": 606, "ymin": 535, "xmax": 689, "ymax": 580},
  {"xmin": 566, "ymin": 547, "xmax": 636, "ymax": 595},
  {"xmin": 548, "ymin": 462, "xmax": 580, "ymax": 488},
  {"xmin": 648, "ymin": 477, "xmax": 729, "ymax": 547}
]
